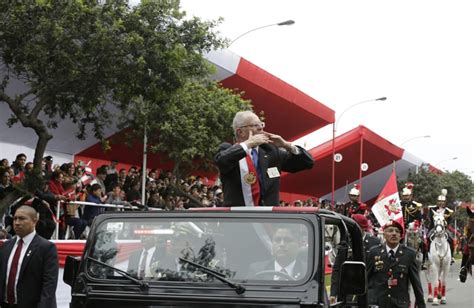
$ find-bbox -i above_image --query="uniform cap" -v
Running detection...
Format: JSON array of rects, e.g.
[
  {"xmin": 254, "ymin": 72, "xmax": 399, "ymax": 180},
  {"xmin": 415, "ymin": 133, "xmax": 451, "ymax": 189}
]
[
  {"xmin": 383, "ymin": 220, "xmax": 404, "ymax": 235},
  {"xmin": 352, "ymin": 214, "xmax": 369, "ymax": 231}
]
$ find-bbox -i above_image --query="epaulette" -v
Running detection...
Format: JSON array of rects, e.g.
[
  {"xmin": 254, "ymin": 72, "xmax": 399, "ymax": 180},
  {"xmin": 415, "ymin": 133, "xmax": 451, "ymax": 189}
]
[
  {"xmin": 413, "ymin": 201, "xmax": 423, "ymax": 208},
  {"xmin": 428, "ymin": 205, "xmax": 437, "ymax": 208}
]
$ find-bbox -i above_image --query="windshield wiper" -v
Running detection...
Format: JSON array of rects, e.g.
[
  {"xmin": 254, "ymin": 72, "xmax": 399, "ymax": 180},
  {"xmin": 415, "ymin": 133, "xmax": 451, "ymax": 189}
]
[
  {"xmin": 87, "ymin": 256, "xmax": 149, "ymax": 292},
  {"xmin": 179, "ymin": 257, "xmax": 246, "ymax": 294}
]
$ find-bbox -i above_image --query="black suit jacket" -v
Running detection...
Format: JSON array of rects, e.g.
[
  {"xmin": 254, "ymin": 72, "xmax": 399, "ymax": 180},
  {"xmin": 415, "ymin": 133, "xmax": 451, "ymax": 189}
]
[
  {"xmin": 0, "ymin": 234, "xmax": 58, "ymax": 308},
  {"xmin": 127, "ymin": 247, "xmax": 160, "ymax": 278},
  {"xmin": 215, "ymin": 143, "xmax": 314, "ymax": 206},
  {"xmin": 366, "ymin": 244, "xmax": 425, "ymax": 308}
]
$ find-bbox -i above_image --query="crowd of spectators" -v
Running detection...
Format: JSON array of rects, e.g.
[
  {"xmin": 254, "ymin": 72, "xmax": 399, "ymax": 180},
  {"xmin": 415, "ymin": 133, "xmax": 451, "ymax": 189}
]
[
  {"xmin": 1, "ymin": 153, "xmax": 228, "ymax": 239},
  {"xmin": 1, "ymin": 153, "xmax": 326, "ymax": 240}
]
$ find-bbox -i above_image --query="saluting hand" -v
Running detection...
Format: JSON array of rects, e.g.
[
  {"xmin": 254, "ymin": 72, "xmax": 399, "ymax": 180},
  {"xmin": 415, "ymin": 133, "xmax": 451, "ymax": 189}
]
[
  {"xmin": 264, "ymin": 132, "xmax": 292, "ymax": 150},
  {"xmin": 244, "ymin": 130, "xmax": 270, "ymax": 148}
]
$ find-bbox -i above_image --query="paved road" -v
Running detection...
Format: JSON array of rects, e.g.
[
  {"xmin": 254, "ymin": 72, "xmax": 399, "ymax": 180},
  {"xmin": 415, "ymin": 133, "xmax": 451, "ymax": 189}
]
[
  {"xmin": 418, "ymin": 260, "xmax": 473, "ymax": 307},
  {"xmin": 57, "ymin": 262, "xmax": 473, "ymax": 307}
]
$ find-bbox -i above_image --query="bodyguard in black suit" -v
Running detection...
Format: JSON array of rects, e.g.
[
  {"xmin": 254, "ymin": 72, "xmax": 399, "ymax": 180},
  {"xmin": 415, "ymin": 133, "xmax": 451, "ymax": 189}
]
[
  {"xmin": 366, "ymin": 220, "xmax": 425, "ymax": 308},
  {"xmin": 215, "ymin": 111, "xmax": 314, "ymax": 207},
  {"xmin": 0, "ymin": 205, "xmax": 58, "ymax": 308}
]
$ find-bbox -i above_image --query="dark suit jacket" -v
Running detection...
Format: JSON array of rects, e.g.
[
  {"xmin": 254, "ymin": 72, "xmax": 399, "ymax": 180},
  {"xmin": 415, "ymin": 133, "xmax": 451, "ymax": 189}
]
[
  {"xmin": 127, "ymin": 247, "xmax": 160, "ymax": 277},
  {"xmin": 215, "ymin": 143, "xmax": 314, "ymax": 206},
  {"xmin": 0, "ymin": 234, "xmax": 58, "ymax": 308},
  {"xmin": 366, "ymin": 244, "xmax": 425, "ymax": 308},
  {"xmin": 248, "ymin": 259, "xmax": 307, "ymax": 280}
]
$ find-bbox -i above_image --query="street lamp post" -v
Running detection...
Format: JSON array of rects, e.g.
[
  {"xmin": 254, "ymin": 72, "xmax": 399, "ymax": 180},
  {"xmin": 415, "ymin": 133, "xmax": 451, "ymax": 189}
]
[
  {"xmin": 331, "ymin": 97, "xmax": 387, "ymax": 206},
  {"xmin": 229, "ymin": 20, "xmax": 295, "ymax": 46},
  {"xmin": 400, "ymin": 135, "xmax": 431, "ymax": 146},
  {"xmin": 435, "ymin": 157, "xmax": 458, "ymax": 169},
  {"xmin": 400, "ymin": 135, "xmax": 431, "ymax": 174}
]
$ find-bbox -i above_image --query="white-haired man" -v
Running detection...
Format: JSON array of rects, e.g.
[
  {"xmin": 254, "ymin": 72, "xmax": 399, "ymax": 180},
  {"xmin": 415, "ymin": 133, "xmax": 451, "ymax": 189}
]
[{"xmin": 215, "ymin": 111, "xmax": 314, "ymax": 207}]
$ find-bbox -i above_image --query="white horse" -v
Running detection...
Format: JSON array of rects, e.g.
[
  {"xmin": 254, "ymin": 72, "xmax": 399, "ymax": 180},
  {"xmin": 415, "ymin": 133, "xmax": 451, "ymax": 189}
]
[{"xmin": 427, "ymin": 211, "xmax": 451, "ymax": 305}]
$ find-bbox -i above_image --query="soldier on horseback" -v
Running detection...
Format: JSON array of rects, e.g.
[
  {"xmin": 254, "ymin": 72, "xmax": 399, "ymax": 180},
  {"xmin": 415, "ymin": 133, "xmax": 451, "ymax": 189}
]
[
  {"xmin": 400, "ymin": 183, "xmax": 425, "ymax": 267},
  {"xmin": 342, "ymin": 184, "xmax": 368, "ymax": 217},
  {"xmin": 459, "ymin": 204, "xmax": 474, "ymax": 282},
  {"xmin": 400, "ymin": 182, "xmax": 423, "ymax": 229},
  {"xmin": 427, "ymin": 190, "xmax": 455, "ymax": 265}
]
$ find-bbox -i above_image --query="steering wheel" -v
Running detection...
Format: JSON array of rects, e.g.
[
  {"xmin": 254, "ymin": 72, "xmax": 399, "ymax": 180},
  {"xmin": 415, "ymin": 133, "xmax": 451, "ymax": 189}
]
[{"xmin": 252, "ymin": 270, "xmax": 295, "ymax": 281}]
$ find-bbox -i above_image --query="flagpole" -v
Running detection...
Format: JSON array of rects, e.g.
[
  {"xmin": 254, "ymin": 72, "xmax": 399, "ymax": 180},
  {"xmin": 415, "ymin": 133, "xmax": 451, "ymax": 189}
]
[{"xmin": 358, "ymin": 138, "xmax": 364, "ymax": 202}]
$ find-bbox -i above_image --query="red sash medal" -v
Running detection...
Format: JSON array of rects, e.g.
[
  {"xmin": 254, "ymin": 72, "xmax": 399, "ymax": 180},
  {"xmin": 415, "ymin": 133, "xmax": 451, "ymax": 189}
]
[{"xmin": 239, "ymin": 153, "xmax": 261, "ymax": 206}]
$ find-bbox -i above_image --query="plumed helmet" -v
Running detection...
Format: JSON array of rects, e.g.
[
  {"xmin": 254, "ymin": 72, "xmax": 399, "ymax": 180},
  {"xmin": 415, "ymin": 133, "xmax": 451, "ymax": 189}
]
[
  {"xmin": 402, "ymin": 182, "xmax": 414, "ymax": 196},
  {"xmin": 437, "ymin": 188, "xmax": 448, "ymax": 201},
  {"xmin": 349, "ymin": 184, "xmax": 360, "ymax": 196}
]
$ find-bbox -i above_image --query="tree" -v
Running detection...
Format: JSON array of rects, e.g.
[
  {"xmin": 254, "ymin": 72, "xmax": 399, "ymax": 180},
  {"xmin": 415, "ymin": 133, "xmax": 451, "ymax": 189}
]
[
  {"xmin": 0, "ymin": 0, "xmax": 133, "ymax": 172},
  {"xmin": 146, "ymin": 82, "xmax": 250, "ymax": 179},
  {"xmin": 400, "ymin": 168, "xmax": 473, "ymax": 206},
  {"xmin": 440, "ymin": 170, "xmax": 473, "ymax": 203},
  {"xmin": 111, "ymin": 1, "xmax": 251, "ymax": 195},
  {"xmin": 0, "ymin": 0, "xmax": 246, "ymax": 179}
]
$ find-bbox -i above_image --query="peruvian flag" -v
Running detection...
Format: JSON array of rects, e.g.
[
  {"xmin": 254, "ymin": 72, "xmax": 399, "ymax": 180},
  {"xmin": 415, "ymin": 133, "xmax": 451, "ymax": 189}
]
[{"xmin": 371, "ymin": 169, "xmax": 404, "ymax": 230}]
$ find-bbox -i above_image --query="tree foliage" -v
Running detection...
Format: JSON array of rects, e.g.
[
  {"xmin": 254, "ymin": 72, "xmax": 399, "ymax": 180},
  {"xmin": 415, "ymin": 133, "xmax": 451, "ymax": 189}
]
[
  {"xmin": 147, "ymin": 82, "xmax": 250, "ymax": 178},
  {"xmin": 0, "ymin": 0, "xmax": 249, "ymax": 186},
  {"xmin": 400, "ymin": 168, "xmax": 473, "ymax": 205},
  {"xmin": 0, "ymin": 0, "xmax": 132, "ymax": 170}
]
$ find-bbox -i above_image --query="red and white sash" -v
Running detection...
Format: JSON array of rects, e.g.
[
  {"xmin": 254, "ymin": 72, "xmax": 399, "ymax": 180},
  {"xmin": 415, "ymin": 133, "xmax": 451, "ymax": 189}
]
[{"xmin": 239, "ymin": 154, "xmax": 260, "ymax": 206}]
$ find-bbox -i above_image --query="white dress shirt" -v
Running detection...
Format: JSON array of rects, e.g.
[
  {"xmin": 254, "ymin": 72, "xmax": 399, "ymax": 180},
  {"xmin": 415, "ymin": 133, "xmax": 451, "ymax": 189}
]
[{"xmin": 5, "ymin": 230, "xmax": 36, "ymax": 303}]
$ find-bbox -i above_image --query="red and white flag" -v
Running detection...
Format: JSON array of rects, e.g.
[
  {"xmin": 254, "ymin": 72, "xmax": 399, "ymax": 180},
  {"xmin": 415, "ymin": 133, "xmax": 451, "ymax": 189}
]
[{"xmin": 371, "ymin": 170, "xmax": 404, "ymax": 230}]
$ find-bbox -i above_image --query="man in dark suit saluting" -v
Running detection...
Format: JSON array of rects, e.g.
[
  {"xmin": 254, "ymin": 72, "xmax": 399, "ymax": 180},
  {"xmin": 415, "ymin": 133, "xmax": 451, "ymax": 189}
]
[
  {"xmin": 215, "ymin": 110, "xmax": 314, "ymax": 207},
  {"xmin": 0, "ymin": 205, "xmax": 58, "ymax": 308}
]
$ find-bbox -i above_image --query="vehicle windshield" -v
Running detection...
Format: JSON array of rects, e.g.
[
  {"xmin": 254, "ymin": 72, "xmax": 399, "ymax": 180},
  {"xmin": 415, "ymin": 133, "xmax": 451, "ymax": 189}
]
[{"xmin": 87, "ymin": 217, "xmax": 313, "ymax": 284}]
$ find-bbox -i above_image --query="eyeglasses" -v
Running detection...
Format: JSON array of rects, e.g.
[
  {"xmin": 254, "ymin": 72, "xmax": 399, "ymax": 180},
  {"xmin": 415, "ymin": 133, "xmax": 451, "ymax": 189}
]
[{"xmin": 240, "ymin": 122, "xmax": 265, "ymax": 129}]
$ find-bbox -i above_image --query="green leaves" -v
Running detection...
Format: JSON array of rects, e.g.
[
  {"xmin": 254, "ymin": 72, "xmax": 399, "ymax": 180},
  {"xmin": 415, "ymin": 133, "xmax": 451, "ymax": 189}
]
[
  {"xmin": 401, "ymin": 168, "xmax": 473, "ymax": 205},
  {"xmin": 0, "ymin": 0, "xmax": 250, "ymax": 184}
]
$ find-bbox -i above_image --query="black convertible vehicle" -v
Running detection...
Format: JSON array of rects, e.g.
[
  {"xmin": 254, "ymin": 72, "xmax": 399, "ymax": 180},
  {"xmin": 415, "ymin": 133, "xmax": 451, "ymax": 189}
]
[{"xmin": 64, "ymin": 207, "xmax": 367, "ymax": 307}]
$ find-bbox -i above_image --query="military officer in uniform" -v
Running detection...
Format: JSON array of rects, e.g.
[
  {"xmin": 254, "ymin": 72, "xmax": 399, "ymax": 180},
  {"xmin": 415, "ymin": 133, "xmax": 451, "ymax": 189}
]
[
  {"xmin": 367, "ymin": 220, "xmax": 426, "ymax": 308},
  {"xmin": 400, "ymin": 183, "xmax": 426, "ymax": 269},
  {"xmin": 400, "ymin": 183, "xmax": 423, "ymax": 229},
  {"xmin": 343, "ymin": 184, "xmax": 368, "ymax": 217},
  {"xmin": 427, "ymin": 191, "xmax": 455, "ymax": 265}
]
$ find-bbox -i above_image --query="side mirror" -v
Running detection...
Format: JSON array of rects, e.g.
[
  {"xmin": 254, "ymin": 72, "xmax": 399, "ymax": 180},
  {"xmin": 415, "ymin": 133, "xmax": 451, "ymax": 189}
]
[
  {"xmin": 64, "ymin": 255, "xmax": 81, "ymax": 287},
  {"xmin": 339, "ymin": 261, "xmax": 366, "ymax": 296}
]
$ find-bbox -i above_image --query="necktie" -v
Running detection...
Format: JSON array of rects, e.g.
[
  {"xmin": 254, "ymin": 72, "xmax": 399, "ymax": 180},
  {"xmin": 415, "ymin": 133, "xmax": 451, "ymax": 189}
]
[
  {"xmin": 7, "ymin": 238, "xmax": 23, "ymax": 304},
  {"xmin": 276, "ymin": 267, "xmax": 289, "ymax": 280},
  {"xmin": 389, "ymin": 250, "xmax": 396, "ymax": 262},
  {"xmin": 251, "ymin": 148, "xmax": 265, "ymax": 200},
  {"xmin": 251, "ymin": 148, "xmax": 259, "ymax": 168},
  {"xmin": 139, "ymin": 250, "xmax": 148, "ymax": 279}
]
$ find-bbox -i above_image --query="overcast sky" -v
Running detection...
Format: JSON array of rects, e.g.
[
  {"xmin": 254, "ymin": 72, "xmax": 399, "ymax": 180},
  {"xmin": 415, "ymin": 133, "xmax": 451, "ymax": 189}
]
[{"xmin": 177, "ymin": 1, "xmax": 473, "ymax": 175}]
